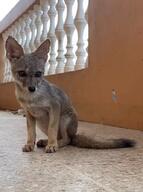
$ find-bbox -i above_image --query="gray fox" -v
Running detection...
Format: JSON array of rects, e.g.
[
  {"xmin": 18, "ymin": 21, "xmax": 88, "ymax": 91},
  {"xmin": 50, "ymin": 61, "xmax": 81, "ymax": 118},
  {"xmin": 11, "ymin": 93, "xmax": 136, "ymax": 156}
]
[{"xmin": 5, "ymin": 36, "xmax": 135, "ymax": 153}]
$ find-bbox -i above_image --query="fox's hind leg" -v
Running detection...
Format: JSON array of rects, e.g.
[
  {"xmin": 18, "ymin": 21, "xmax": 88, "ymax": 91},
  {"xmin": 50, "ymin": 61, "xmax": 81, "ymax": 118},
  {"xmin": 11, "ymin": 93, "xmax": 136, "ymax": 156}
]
[
  {"xmin": 57, "ymin": 115, "xmax": 71, "ymax": 147},
  {"xmin": 37, "ymin": 113, "xmax": 78, "ymax": 149},
  {"xmin": 58, "ymin": 114, "xmax": 78, "ymax": 147}
]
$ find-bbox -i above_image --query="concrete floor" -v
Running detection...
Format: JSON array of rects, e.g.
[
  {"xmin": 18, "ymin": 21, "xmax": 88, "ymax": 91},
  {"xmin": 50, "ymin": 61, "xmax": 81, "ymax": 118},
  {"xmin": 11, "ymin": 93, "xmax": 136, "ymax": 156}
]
[{"xmin": 0, "ymin": 111, "xmax": 143, "ymax": 192}]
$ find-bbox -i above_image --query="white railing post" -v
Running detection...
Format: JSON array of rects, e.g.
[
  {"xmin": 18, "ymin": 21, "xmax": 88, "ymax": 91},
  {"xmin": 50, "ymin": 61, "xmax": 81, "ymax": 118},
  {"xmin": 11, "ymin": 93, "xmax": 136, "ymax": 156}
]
[
  {"xmin": 85, "ymin": 0, "xmax": 89, "ymax": 68},
  {"xmin": 47, "ymin": 0, "xmax": 57, "ymax": 75},
  {"xmin": 2, "ymin": 32, "xmax": 9, "ymax": 82},
  {"xmin": 34, "ymin": 5, "xmax": 43, "ymax": 49},
  {"xmin": 20, "ymin": 18, "xmax": 26, "ymax": 48},
  {"xmin": 40, "ymin": 0, "xmax": 49, "ymax": 42},
  {"xmin": 74, "ymin": 0, "xmax": 86, "ymax": 70},
  {"xmin": 24, "ymin": 14, "xmax": 32, "ymax": 53},
  {"xmin": 2, "ymin": 29, "xmax": 13, "ymax": 82},
  {"xmin": 12, "ymin": 25, "xmax": 17, "ymax": 39},
  {"xmin": 55, "ymin": 0, "xmax": 65, "ymax": 73},
  {"xmin": 40, "ymin": 0, "xmax": 50, "ymax": 75},
  {"xmin": 15, "ymin": 21, "xmax": 22, "ymax": 44},
  {"xmin": 29, "ymin": 10, "xmax": 37, "ymax": 52},
  {"xmin": 64, "ymin": 0, "xmax": 75, "ymax": 72}
]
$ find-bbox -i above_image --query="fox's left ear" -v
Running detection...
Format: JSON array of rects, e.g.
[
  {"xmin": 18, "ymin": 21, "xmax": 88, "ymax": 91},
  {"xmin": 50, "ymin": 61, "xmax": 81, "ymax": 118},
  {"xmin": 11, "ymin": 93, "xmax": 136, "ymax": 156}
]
[
  {"xmin": 34, "ymin": 39, "xmax": 50, "ymax": 62},
  {"xmin": 5, "ymin": 36, "xmax": 24, "ymax": 62}
]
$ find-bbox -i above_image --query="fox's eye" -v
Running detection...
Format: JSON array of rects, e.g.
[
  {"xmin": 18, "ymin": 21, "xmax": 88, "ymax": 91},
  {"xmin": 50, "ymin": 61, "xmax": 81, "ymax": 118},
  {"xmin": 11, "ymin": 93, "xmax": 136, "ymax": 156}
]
[
  {"xmin": 35, "ymin": 71, "xmax": 42, "ymax": 77},
  {"xmin": 18, "ymin": 71, "xmax": 27, "ymax": 77}
]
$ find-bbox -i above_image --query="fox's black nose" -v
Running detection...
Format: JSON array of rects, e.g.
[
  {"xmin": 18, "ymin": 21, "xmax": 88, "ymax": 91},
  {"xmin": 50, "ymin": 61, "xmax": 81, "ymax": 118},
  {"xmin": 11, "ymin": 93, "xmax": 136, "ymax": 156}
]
[{"xmin": 28, "ymin": 86, "xmax": 35, "ymax": 92}]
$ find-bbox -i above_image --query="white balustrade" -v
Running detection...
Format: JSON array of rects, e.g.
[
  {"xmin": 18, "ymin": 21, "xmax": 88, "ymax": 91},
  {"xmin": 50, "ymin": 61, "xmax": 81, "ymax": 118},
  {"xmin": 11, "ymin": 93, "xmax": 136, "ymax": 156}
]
[
  {"xmin": 64, "ymin": 0, "xmax": 75, "ymax": 72},
  {"xmin": 55, "ymin": 0, "xmax": 65, "ymax": 73},
  {"xmin": 40, "ymin": 0, "xmax": 50, "ymax": 75},
  {"xmin": 47, "ymin": 0, "xmax": 57, "ymax": 75},
  {"xmin": 24, "ymin": 15, "xmax": 32, "ymax": 53},
  {"xmin": 74, "ymin": 0, "xmax": 86, "ymax": 70},
  {"xmin": 84, "ymin": 0, "xmax": 89, "ymax": 68},
  {"xmin": 40, "ymin": 0, "xmax": 49, "ymax": 42},
  {"xmin": 2, "ymin": 29, "xmax": 13, "ymax": 82},
  {"xmin": 34, "ymin": 5, "xmax": 43, "ymax": 49},
  {"xmin": 1, "ymin": 0, "xmax": 89, "ymax": 83},
  {"xmin": 19, "ymin": 18, "xmax": 26, "ymax": 48},
  {"xmin": 8, "ymin": 26, "xmax": 14, "ymax": 37},
  {"xmin": 12, "ymin": 26, "xmax": 17, "ymax": 39},
  {"xmin": 2, "ymin": 32, "xmax": 9, "ymax": 82},
  {"xmin": 15, "ymin": 21, "xmax": 22, "ymax": 44},
  {"xmin": 29, "ymin": 10, "xmax": 37, "ymax": 52}
]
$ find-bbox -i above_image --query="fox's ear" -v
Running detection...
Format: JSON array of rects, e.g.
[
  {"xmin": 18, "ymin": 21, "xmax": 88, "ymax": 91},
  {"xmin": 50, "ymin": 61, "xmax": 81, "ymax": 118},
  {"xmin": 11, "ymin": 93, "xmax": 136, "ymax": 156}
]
[
  {"xmin": 34, "ymin": 39, "xmax": 50, "ymax": 62},
  {"xmin": 5, "ymin": 36, "xmax": 24, "ymax": 62}
]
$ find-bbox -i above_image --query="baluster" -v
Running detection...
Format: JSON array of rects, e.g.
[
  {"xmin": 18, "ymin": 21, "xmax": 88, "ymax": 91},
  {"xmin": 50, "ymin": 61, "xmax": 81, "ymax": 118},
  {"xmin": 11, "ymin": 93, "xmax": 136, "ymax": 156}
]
[
  {"xmin": 29, "ymin": 10, "xmax": 37, "ymax": 52},
  {"xmin": 19, "ymin": 18, "xmax": 26, "ymax": 48},
  {"xmin": 5, "ymin": 26, "xmax": 17, "ymax": 81},
  {"xmin": 47, "ymin": 0, "xmax": 57, "ymax": 75},
  {"xmin": 10, "ymin": 22, "xmax": 18, "ymax": 79},
  {"xmin": 40, "ymin": 0, "xmax": 50, "ymax": 75},
  {"xmin": 84, "ymin": 0, "xmax": 89, "ymax": 67},
  {"xmin": 8, "ymin": 26, "xmax": 14, "ymax": 37},
  {"xmin": 24, "ymin": 14, "xmax": 32, "ymax": 53},
  {"xmin": 12, "ymin": 25, "xmax": 17, "ymax": 39},
  {"xmin": 2, "ymin": 32, "xmax": 8, "ymax": 82},
  {"xmin": 2, "ymin": 29, "xmax": 13, "ymax": 82},
  {"xmin": 85, "ymin": 0, "xmax": 88, "ymax": 21},
  {"xmin": 34, "ymin": 5, "xmax": 43, "ymax": 48},
  {"xmin": 55, "ymin": 0, "xmax": 65, "ymax": 73},
  {"xmin": 74, "ymin": 0, "xmax": 86, "ymax": 70},
  {"xmin": 40, "ymin": 0, "xmax": 49, "ymax": 42},
  {"xmin": 15, "ymin": 21, "xmax": 22, "ymax": 44},
  {"xmin": 7, "ymin": 49, "xmax": 12, "ymax": 81},
  {"xmin": 64, "ymin": 0, "xmax": 75, "ymax": 72},
  {"xmin": 21, "ymin": 15, "xmax": 28, "ymax": 51}
]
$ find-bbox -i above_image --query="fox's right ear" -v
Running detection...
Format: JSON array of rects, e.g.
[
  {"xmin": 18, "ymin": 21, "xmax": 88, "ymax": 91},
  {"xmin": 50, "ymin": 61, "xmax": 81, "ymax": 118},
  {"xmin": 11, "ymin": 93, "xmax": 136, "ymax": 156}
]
[{"xmin": 5, "ymin": 36, "xmax": 24, "ymax": 62}]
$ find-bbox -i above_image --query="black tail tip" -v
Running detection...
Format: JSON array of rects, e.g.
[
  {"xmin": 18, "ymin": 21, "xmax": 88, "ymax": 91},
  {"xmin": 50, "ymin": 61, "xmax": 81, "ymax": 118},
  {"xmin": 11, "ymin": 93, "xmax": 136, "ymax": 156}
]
[{"xmin": 115, "ymin": 138, "xmax": 136, "ymax": 148}]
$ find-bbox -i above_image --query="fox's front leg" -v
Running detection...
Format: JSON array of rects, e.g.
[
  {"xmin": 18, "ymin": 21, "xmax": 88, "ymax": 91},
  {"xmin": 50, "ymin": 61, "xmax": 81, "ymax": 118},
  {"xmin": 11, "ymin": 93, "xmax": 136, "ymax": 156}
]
[
  {"xmin": 45, "ymin": 105, "xmax": 60, "ymax": 153},
  {"xmin": 22, "ymin": 112, "xmax": 36, "ymax": 152}
]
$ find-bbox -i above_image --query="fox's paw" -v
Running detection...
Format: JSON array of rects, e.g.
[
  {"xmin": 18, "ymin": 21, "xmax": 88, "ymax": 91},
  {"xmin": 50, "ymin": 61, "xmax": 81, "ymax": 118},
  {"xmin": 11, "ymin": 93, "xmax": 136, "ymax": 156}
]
[
  {"xmin": 45, "ymin": 144, "xmax": 58, "ymax": 153},
  {"xmin": 22, "ymin": 144, "xmax": 34, "ymax": 152},
  {"xmin": 37, "ymin": 139, "xmax": 48, "ymax": 148}
]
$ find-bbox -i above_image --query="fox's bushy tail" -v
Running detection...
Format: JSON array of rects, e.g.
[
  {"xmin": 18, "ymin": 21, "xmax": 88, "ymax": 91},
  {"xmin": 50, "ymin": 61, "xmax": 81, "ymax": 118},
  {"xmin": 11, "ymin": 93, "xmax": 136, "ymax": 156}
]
[{"xmin": 71, "ymin": 134, "xmax": 135, "ymax": 149}]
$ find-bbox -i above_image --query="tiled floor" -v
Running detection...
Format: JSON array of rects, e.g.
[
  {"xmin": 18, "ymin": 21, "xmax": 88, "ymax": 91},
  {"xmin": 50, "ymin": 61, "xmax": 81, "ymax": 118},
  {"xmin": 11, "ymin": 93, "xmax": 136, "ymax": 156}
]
[{"xmin": 0, "ymin": 111, "xmax": 143, "ymax": 192}]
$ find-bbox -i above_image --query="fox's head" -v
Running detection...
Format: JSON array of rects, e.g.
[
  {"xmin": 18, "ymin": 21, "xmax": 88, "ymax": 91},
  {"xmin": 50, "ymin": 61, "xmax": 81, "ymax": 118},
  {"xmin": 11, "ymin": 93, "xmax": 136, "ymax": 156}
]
[{"xmin": 5, "ymin": 36, "xmax": 50, "ymax": 93}]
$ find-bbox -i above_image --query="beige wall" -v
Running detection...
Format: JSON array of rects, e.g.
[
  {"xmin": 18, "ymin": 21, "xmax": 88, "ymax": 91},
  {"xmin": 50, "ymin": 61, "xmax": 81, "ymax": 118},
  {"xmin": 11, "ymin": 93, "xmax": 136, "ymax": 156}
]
[{"xmin": 1, "ymin": 0, "xmax": 143, "ymax": 130}]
